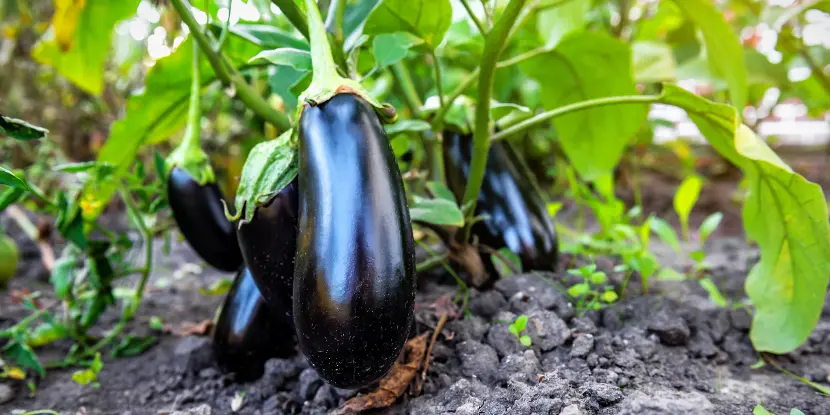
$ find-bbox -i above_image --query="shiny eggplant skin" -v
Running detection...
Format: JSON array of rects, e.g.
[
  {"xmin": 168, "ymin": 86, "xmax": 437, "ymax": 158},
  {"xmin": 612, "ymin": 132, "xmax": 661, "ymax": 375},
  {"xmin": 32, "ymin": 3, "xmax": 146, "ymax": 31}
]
[
  {"xmin": 294, "ymin": 93, "xmax": 416, "ymax": 389},
  {"xmin": 167, "ymin": 167, "xmax": 243, "ymax": 272},
  {"xmin": 212, "ymin": 266, "xmax": 295, "ymax": 382},
  {"xmin": 442, "ymin": 131, "xmax": 558, "ymax": 272},
  {"xmin": 238, "ymin": 178, "xmax": 299, "ymax": 328}
]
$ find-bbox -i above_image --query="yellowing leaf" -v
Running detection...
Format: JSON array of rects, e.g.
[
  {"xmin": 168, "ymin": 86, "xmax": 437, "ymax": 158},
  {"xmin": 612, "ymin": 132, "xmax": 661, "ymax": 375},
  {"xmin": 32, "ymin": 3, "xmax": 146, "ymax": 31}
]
[{"xmin": 52, "ymin": 0, "xmax": 88, "ymax": 52}]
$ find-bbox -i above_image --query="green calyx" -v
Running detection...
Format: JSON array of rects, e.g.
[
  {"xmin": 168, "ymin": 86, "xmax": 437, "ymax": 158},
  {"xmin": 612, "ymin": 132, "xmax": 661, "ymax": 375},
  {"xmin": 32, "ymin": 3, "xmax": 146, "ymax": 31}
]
[
  {"xmin": 231, "ymin": 130, "xmax": 298, "ymax": 223},
  {"xmin": 297, "ymin": 0, "xmax": 396, "ymax": 124},
  {"xmin": 166, "ymin": 35, "xmax": 215, "ymax": 186}
]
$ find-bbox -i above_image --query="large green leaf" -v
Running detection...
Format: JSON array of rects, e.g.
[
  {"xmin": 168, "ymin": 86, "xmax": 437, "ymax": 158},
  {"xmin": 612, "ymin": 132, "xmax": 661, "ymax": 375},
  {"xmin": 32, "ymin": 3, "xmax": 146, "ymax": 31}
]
[
  {"xmin": 409, "ymin": 196, "xmax": 464, "ymax": 227},
  {"xmin": 671, "ymin": 0, "xmax": 747, "ymax": 108},
  {"xmin": 659, "ymin": 84, "xmax": 830, "ymax": 354},
  {"xmin": 0, "ymin": 166, "xmax": 29, "ymax": 190},
  {"xmin": 536, "ymin": 0, "xmax": 590, "ymax": 48},
  {"xmin": 632, "ymin": 41, "xmax": 677, "ymax": 84},
  {"xmin": 372, "ymin": 32, "xmax": 422, "ymax": 68},
  {"xmin": 234, "ymin": 131, "xmax": 298, "ymax": 222},
  {"xmin": 521, "ymin": 32, "xmax": 647, "ymax": 181},
  {"xmin": 363, "ymin": 0, "xmax": 452, "ymax": 48},
  {"xmin": 32, "ymin": 0, "xmax": 139, "ymax": 95},
  {"xmin": 80, "ymin": 36, "xmax": 263, "ymax": 219}
]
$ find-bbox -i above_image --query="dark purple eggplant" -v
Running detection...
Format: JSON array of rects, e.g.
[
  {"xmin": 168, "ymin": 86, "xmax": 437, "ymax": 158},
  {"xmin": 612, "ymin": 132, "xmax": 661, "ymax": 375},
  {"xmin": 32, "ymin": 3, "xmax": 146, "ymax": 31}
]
[
  {"xmin": 237, "ymin": 178, "xmax": 299, "ymax": 328},
  {"xmin": 167, "ymin": 167, "xmax": 243, "ymax": 272},
  {"xmin": 443, "ymin": 130, "xmax": 558, "ymax": 272},
  {"xmin": 212, "ymin": 266, "xmax": 294, "ymax": 382},
  {"xmin": 294, "ymin": 93, "xmax": 416, "ymax": 389}
]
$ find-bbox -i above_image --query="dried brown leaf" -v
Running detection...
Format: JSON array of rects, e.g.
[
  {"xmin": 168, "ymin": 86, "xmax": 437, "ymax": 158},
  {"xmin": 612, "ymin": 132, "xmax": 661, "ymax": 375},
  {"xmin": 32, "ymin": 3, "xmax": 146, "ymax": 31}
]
[
  {"xmin": 167, "ymin": 319, "xmax": 214, "ymax": 337},
  {"xmin": 336, "ymin": 333, "xmax": 429, "ymax": 414}
]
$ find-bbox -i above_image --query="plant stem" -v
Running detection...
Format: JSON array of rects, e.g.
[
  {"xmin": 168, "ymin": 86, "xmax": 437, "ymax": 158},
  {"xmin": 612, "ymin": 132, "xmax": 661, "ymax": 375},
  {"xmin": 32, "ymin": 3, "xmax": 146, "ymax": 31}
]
[
  {"xmin": 430, "ymin": 46, "xmax": 543, "ymax": 130},
  {"xmin": 492, "ymin": 95, "xmax": 660, "ymax": 141},
  {"xmin": 324, "ymin": 0, "xmax": 346, "ymax": 45},
  {"xmin": 305, "ymin": 0, "xmax": 340, "ymax": 91},
  {"xmin": 430, "ymin": 50, "xmax": 445, "ymax": 108},
  {"xmin": 461, "ymin": 0, "xmax": 528, "ymax": 214},
  {"xmin": 215, "ymin": 0, "xmax": 233, "ymax": 52},
  {"xmin": 171, "ymin": 0, "xmax": 291, "ymax": 132},
  {"xmin": 460, "ymin": 0, "xmax": 486, "ymax": 35},
  {"xmin": 180, "ymin": 39, "xmax": 203, "ymax": 157},
  {"xmin": 271, "ymin": 0, "xmax": 310, "ymax": 39},
  {"xmin": 391, "ymin": 63, "xmax": 424, "ymax": 116},
  {"xmin": 416, "ymin": 252, "xmax": 450, "ymax": 273}
]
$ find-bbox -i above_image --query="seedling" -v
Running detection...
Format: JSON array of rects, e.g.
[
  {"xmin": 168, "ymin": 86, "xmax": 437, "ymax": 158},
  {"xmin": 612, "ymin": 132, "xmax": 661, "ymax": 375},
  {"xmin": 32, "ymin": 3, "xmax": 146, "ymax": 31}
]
[
  {"xmin": 508, "ymin": 315, "xmax": 532, "ymax": 347},
  {"xmin": 566, "ymin": 263, "xmax": 619, "ymax": 315}
]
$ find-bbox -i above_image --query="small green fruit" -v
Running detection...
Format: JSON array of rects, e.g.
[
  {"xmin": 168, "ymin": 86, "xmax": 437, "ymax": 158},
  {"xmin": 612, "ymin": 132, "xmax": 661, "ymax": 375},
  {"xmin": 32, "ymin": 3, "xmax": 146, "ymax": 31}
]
[{"xmin": 0, "ymin": 234, "xmax": 20, "ymax": 288}]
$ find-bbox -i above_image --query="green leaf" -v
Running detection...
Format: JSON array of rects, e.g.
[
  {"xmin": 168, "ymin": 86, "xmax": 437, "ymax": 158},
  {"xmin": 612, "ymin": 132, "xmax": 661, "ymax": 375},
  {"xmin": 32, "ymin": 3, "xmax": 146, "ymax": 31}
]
[
  {"xmin": 235, "ymin": 131, "xmax": 299, "ymax": 222},
  {"xmin": 600, "ymin": 290, "xmax": 618, "ymax": 303},
  {"xmin": 674, "ymin": 174, "xmax": 703, "ymax": 237},
  {"xmin": 698, "ymin": 212, "xmax": 724, "ymax": 244},
  {"xmin": 671, "ymin": 0, "xmax": 748, "ymax": 107},
  {"xmin": 656, "ymin": 267, "xmax": 686, "ymax": 281},
  {"xmin": 791, "ymin": 409, "xmax": 806, "ymax": 415},
  {"xmin": 0, "ymin": 114, "xmax": 48, "ymax": 140},
  {"xmin": 363, "ymin": 0, "xmax": 452, "ymax": 48},
  {"xmin": 229, "ymin": 23, "xmax": 309, "ymax": 50},
  {"xmin": 632, "ymin": 41, "xmax": 677, "ymax": 84},
  {"xmin": 409, "ymin": 197, "xmax": 464, "ymax": 227},
  {"xmin": 699, "ymin": 277, "xmax": 727, "ymax": 307},
  {"xmin": 3, "ymin": 340, "xmax": 44, "ymax": 377},
  {"xmin": 51, "ymin": 246, "xmax": 81, "ymax": 300},
  {"xmin": 649, "ymin": 216, "xmax": 681, "ymax": 253},
  {"xmin": 54, "ymin": 161, "xmax": 103, "ymax": 174},
  {"xmin": 199, "ymin": 278, "xmax": 233, "ymax": 296},
  {"xmin": 522, "ymin": 32, "xmax": 647, "ymax": 181},
  {"xmin": 590, "ymin": 272, "xmax": 607, "ymax": 285},
  {"xmin": 689, "ymin": 250, "xmax": 706, "ymax": 264},
  {"xmin": 512, "ymin": 315, "xmax": 528, "ymax": 332},
  {"xmin": 426, "ymin": 181, "xmax": 456, "ymax": 203},
  {"xmin": 491, "ymin": 248, "xmax": 522, "ymax": 278},
  {"xmin": 111, "ymin": 335, "xmax": 156, "ymax": 358},
  {"xmin": 753, "ymin": 405, "xmax": 773, "ymax": 415},
  {"xmin": 71, "ymin": 353, "xmax": 102, "ymax": 386},
  {"xmin": 519, "ymin": 335, "xmax": 532, "ymax": 347},
  {"xmin": 80, "ymin": 36, "xmax": 262, "ymax": 219},
  {"xmin": 0, "ymin": 166, "xmax": 29, "ymax": 190},
  {"xmin": 249, "ymin": 48, "xmax": 312, "ymax": 71},
  {"xmin": 536, "ymin": 0, "xmax": 590, "ymax": 49},
  {"xmin": 25, "ymin": 322, "xmax": 67, "ymax": 348},
  {"xmin": 150, "ymin": 316, "xmax": 164, "ymax": 331},
  {"xmin": 568, "ymin": 283, "xmax": 590, "ymax": 297},
  {"xmin": 385, "ymin": 119, "xmax": 431, "ymax": 136},
  {"xmin": 32, "ymin": 0, "xmax": 139, "ymax": 95},
  {"xmin": 0, "ymin": 187, "xmax": 26, "ymax": 212},
  {"xmin": 372, "ymin": 32, "xmax": 422, "ymax": 68},
  {"xmin": 658, "ymin": 83, "xmax": 830, "ymax": 354}
]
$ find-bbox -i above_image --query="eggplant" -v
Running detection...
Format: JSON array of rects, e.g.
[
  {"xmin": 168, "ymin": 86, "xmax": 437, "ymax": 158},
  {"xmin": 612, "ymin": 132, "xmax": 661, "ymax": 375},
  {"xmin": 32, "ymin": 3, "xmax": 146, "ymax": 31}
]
[
  {"xmin": 167, "ymin": 167, "xmax": 243, "ymax": 272},
  {"xmin": 212, "ymin": 266, "xmax": 294, "ymax": 381},
  {"xmin": 294, "ymin": 93, "xmax": 416, "ymax": 389},
  {"xmin": 237, "ymin": 178, "xmax": 299, "ymax": 328},
  {"xmin": 443, "ymin": 130, "xmax": 558, "ymax": 272}
]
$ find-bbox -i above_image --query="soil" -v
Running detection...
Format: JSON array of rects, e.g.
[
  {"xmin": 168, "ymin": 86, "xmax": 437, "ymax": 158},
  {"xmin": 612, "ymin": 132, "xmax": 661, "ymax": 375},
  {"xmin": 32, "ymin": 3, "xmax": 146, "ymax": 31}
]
[{"xmin": 2, "ymin": 208, "xmax": 830, "ymax": 415}]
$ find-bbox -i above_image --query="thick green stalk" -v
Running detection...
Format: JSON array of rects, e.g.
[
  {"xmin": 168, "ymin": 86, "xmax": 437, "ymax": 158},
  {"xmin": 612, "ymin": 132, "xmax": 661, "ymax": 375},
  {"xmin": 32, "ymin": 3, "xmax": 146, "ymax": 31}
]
[
  {"xmin": 306, "ymin": 0, "xmax": 339, "ymax": 91},
  {"xmin": 430, "ymin": 50, "xmax": 446, "ymax": 108},
  {"xmin": 491, "ymin": 95, "xmax": 660, "ymax": 141},
  {"xmin": 180, "ymin": 39, "xmax": 203, "ymax": 158},
  {"xmin": 461, "ymin": 0, "xmax": 528, "ymax": 213},
  {"xmin": 171, "ymin": 0, "xmax": 291, "ymax": 131},
  {"xmin": 271, "ymin": 0, "xmax": 310, "ymax": 39}
]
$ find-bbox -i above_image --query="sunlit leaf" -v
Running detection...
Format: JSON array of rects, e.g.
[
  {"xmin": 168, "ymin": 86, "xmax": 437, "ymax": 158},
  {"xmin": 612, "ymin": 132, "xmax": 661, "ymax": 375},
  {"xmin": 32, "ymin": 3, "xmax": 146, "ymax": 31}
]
[
  {"xmin": 409, "ymin": 197, "xmax": 464, "ymax": 227},
  {"xmin": 32, "ymin": 0, "xmax": 139, "ymax": 95},
  {"xmin": 363, "ymin": 0, "xmax": 452, "ymax": 48},
  {"xmin": 249, "ymin": 48, "xmax": 312, "ymax": 71},
  {"xmin": 658, "ymin": 83, "xmax": 830, "ymax": 354},
  {"xmin": 372, "ymin": 32, "xmax": 422, "ymax": 68}
]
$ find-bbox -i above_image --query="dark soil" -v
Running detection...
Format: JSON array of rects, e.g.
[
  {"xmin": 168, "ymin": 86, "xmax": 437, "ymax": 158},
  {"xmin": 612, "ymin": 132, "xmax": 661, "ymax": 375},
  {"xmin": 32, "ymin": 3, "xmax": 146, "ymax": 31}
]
[{"xmin": 2, "ymin": 221, "xmax": 830, "ymax": 414}]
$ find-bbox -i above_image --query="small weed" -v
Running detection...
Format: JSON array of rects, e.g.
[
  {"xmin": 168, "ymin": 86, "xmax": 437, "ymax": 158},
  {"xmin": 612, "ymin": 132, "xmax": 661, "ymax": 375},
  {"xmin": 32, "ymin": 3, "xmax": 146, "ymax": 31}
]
[
  {"xmin": 567, "ymin": 263, "xmax": 619, "ymax": 315},
  {"xmin": 508, "ymin": 315, "xmax": 532, "ymax": 347}
]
